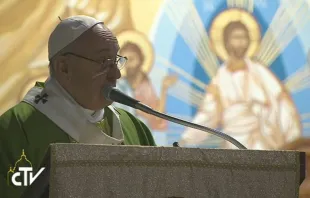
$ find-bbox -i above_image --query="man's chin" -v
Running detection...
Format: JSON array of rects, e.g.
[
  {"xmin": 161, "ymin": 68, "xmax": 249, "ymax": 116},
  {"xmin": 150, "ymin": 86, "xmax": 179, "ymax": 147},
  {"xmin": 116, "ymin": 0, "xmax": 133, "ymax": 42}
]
[
  {"xmin": 91, "ymin": 96, "xmax": 114, "ymax": 110},
  {"xmin": 102, "ymin": 98, "xmax": 114, "ymax": 107},
  {"xmin": 91, "ymin": 101, "xmax": 113, "ymax": 111},
  {"xmin": 106, "ymin": 100, "xmax": 113, "ymax": 106}
]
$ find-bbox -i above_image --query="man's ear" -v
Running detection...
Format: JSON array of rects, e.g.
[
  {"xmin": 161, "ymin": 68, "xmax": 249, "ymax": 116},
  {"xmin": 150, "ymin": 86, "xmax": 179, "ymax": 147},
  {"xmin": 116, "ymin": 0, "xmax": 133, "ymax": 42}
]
[{"xmin": 53, "ymin": 56, "xmax": 71, "ymax": 80}]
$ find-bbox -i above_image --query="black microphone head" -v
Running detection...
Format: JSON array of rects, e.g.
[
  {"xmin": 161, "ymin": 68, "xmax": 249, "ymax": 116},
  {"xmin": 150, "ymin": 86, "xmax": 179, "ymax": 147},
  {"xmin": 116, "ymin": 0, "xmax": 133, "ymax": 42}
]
[{"xmin": 102, "ymin": 86, "xmax": 140, "ymax": 108}]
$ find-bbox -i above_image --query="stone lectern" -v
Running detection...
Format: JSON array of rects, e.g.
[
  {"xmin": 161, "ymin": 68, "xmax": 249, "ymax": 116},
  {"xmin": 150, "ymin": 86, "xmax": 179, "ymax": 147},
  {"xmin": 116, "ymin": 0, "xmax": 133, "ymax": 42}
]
[{"xmin": 22, "ymin": 143, "xmax": 306, "ymax": 198}]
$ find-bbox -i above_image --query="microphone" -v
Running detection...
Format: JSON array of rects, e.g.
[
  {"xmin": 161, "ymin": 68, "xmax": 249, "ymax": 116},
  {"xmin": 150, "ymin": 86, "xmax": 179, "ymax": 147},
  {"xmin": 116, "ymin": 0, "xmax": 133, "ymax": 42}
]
[
  {"xmin": 103, "ymin": 86, "xmax": 247, "ymax": 149},
  {"xmin": 103, "ymin": 86, "xmax": 139, "ymax": 108}
]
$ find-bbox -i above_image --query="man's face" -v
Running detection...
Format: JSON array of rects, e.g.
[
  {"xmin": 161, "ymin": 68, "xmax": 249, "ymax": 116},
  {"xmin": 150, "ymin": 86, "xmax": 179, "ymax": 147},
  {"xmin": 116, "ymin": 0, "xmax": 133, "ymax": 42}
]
[
  {"xmin": 61, "ymin": 24, "xmax": 121, "ymax": 110},
  {"xmin": 226, "ymin": 28, "xmax": 249, "ymax": 59},
  {"xmin": 120, "ymin": 47, "xmax": 142, "ymax": 78}
]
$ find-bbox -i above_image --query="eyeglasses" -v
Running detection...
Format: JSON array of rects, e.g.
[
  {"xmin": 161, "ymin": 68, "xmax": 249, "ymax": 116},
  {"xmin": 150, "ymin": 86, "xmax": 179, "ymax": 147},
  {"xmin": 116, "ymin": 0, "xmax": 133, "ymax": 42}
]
[{"xmin": 63, "ymin": 52, "xmax": 127, "ymax": 70}]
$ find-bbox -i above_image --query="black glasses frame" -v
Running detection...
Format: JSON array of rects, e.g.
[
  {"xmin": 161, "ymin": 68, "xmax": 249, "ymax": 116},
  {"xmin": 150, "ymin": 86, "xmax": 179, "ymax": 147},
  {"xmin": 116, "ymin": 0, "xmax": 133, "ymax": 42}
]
[{"xmin": 62, "ymin": 52, "xmax": 127, "ymax": 70}]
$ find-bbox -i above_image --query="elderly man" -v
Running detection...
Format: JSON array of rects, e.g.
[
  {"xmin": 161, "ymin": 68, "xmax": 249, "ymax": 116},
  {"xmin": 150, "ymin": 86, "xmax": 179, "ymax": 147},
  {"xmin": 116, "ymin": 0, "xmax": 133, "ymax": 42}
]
[{"xmin": 0, "ymin": 15, "xmax": 156, "ymax": 197}]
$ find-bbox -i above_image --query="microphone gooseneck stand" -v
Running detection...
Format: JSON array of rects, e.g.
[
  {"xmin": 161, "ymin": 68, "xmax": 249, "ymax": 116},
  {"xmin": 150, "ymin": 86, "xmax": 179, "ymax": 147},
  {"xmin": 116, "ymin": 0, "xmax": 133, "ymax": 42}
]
[
  {"xmin": 135, "ymin": 103, "xmax": 247, "ymax": 149},
  {"xmin": 103, "ymin": 86, "xmax": 247, "ymax": 149}
]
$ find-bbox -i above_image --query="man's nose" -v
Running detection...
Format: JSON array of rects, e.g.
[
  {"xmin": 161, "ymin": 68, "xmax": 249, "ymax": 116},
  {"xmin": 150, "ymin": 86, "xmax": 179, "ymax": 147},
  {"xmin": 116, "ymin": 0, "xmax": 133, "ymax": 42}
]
[
  {"xmin": 116, "ymin": 68, "xmax": 121, "ymax": 79},
  {"xmin": 108, "ymin": 66, "xmax": 121, "ymax": 79}
]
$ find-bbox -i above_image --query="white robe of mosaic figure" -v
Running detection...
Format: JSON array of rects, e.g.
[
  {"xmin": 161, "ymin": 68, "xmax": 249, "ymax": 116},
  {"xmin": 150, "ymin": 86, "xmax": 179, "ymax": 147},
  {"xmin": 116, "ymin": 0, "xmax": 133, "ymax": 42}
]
[{"xmin": 180, "ymin": 59, "xmax": 302, "ymax": 149}]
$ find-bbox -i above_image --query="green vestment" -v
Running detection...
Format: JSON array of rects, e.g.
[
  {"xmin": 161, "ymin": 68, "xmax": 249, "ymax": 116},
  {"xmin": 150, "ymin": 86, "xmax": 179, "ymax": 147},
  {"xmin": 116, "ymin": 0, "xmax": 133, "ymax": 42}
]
[{"xmin": 0, "ymin": 82, "xmax": 156, "ymax": 197}]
